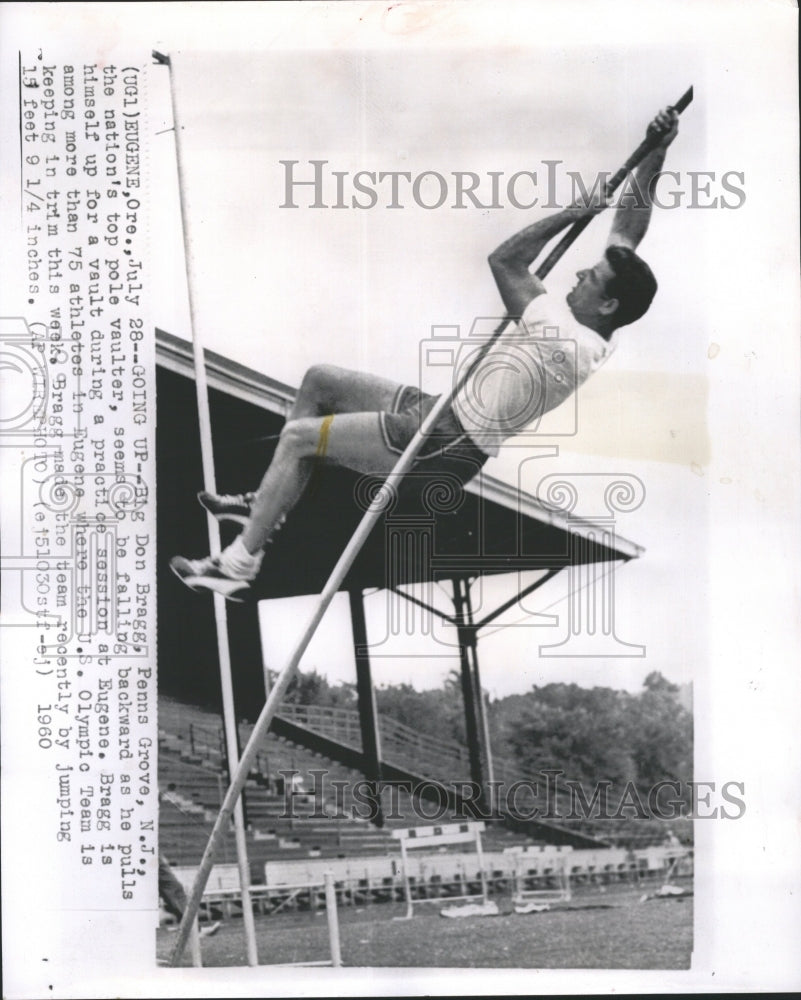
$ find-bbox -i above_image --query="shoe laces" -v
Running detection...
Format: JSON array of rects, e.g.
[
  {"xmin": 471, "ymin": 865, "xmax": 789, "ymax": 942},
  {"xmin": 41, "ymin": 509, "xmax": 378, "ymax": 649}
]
[
  {"xmin": 215, "ymin": 493, "xmax": 252, "ymax": 506},
  {"xmin": 185, "ymin": 555, "xmax": 221, "ymax": 574}
]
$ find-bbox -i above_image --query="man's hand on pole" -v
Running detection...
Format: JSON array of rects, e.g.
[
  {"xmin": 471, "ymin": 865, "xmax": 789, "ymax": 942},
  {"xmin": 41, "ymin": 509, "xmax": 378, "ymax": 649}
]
[{"xmin": 648, "ymin": 106, "xmax": 680, "ymax": 149}]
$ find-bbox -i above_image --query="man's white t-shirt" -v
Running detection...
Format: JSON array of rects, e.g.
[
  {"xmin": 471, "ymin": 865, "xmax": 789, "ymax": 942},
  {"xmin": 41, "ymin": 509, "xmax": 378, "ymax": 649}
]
[{"xmin": 452, "ymin": 292, "xmax": 618, "ymax": 456}]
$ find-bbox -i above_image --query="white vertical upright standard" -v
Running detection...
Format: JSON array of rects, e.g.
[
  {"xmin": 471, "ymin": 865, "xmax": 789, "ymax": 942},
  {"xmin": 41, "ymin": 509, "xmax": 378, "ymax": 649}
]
[
  {"xmin": 324, "ymin": 871, "xmax": 342, "ymax": 968},
  {"xmin": 155, "ymin": 50, "xmax": 258, "ymax": 966}
]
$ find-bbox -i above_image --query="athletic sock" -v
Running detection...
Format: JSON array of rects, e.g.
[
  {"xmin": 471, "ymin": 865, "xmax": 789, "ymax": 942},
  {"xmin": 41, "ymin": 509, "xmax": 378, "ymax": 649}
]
[{"xmin": 217, "ymin": 535, "xmax": 263, "ymax": 580}]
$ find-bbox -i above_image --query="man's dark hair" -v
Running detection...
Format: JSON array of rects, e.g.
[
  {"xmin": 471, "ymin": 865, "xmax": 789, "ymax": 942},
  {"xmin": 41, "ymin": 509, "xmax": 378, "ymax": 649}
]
[{"xmin": 604, "ymin": 244, "xmax": 658, "ymax": 328}]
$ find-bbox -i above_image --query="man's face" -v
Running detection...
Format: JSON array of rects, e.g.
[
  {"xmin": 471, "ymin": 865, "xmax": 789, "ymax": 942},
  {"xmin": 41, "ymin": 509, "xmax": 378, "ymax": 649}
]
[{"xmin": 566, "ymin": 258, "xmax": 618, "ymax": 325}]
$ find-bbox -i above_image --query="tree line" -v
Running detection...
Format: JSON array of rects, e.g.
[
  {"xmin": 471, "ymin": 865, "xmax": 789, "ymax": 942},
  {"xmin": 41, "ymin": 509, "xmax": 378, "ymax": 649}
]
[{"xmin": 282, "ymin": 667, "xmax": 692, "ymax": 799}]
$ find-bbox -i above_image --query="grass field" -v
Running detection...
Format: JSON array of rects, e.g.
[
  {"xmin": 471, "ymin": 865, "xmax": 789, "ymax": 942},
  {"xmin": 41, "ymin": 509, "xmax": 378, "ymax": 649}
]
[{"xmin": 157, "ymin": 888, "xmax": 693, "ymax": 969}]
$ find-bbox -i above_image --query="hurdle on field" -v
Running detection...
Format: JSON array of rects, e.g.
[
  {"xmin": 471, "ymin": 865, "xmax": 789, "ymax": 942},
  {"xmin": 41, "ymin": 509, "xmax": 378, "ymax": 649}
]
[
  {"xmin": 171, "ymin": 867, "xmax": 342, "ymax": 968},
  {"xmin": 271, "ymin": 871, "xmax": 343, "ymax": 968},
  {"xmin": 392, "ymin": 822, "xmax": 489, "ymax": 919},
  {"xmin": 505, "ymin": 845, "xmax": 573, "ymax": 905}
]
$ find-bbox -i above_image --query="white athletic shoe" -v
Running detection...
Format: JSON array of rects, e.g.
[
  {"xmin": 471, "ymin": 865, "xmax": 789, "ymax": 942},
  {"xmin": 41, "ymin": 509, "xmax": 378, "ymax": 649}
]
[
  {"xmin": 200, "ymin": 921, "xmax": 221, "ymax": 937},
  {"xmin": 198, "ymin": 491, "xmax": 255, "ymax": 526},
  {"xmin": 169, "ymin": 554, "xmax": 252, "ymax": 602}
]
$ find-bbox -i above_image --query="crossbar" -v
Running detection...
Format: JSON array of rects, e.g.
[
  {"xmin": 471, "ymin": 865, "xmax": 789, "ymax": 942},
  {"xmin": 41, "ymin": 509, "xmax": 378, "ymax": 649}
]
[{"xmin": 391, "ymin": 821, "xmax": 485, "ymax": 848}]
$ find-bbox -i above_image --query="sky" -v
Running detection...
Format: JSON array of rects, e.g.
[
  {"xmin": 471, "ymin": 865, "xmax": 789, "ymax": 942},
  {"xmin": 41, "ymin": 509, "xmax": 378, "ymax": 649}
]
[{"xmin": 151, "ymin": 45, "xmax": 714, "ymax": 698}]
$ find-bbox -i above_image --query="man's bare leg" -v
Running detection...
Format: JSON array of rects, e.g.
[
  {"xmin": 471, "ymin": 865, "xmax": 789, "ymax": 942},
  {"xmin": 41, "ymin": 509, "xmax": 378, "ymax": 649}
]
[
  {"xmin": 240, "ymin": 410, "xmax": 400, "ymax": 553},
  {"xmin": 288, "ymin": 364, "xmax": 402, "ymax": 420},
  {"xmin": 171, "ymin": 365, "xmax": 405, "ymax": 597},
  {"xmin": 246, "ymin": 363, "xmax": 403, "ymax": 548},
  {"xmin": 199, "ymin": 365, "xmax": 403, "ymax": 526}
]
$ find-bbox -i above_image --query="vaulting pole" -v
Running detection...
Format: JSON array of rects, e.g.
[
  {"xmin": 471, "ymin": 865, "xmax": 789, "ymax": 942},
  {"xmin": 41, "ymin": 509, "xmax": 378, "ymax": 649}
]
[
  {"xmin": 169, "ymin": 86, "xmax": 693, "ymax": 964},
  {"xmin": 535, "ymin": 86, "xmax": 693, "ymax": 275},
  {"xmin": 153, "ymin": 51, "xmax": 259, "ymax": 967}
]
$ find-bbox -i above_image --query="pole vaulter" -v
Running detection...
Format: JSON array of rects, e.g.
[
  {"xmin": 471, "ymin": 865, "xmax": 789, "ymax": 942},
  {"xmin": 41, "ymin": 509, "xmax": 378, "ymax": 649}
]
[{"xmin": 164, "ymin": 80, "xmax": 693, "ymax": 965}]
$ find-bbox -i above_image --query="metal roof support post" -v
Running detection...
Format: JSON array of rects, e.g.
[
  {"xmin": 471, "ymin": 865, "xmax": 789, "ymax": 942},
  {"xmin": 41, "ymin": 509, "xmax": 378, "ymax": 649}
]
[
  {"xmin": 224, "ymin": 601, "xmax": 268, "ymax": 828},
  {"xmin": 349, "ymin": 589, "xmax": 385, "ymax": 827},
  {"xmin": 452, "ymin": 577, "xmax": 486, "ymax": 811},
  {"xmin": 462, "ymin": 579, "xmax": 496, "ymax": 790}
]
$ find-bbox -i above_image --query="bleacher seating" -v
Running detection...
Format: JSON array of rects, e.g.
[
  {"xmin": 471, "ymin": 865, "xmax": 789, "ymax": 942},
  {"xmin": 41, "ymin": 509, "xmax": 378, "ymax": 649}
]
[
  {"xmin": 158, "ymin": 696, "xmax": 538, "ymax": 871},
  {"xmin": 158, "ymin": 694, "xmax": 687, "ymax": 898}
]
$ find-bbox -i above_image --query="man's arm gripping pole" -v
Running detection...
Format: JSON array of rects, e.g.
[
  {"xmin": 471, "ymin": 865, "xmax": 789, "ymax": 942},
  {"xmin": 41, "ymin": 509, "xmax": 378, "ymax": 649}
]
[
  {"xmin": 535, "ymin": 86, "xmax": 693, "ymax": 276},
  {"xmin": 168, "ymin": 85, "xmax": 693, "ymax": 965}
]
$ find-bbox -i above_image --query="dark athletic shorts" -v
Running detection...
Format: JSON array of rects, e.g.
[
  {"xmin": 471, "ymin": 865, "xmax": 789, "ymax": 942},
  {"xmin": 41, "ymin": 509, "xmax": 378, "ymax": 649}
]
[{"xmin": 378, "ymin": 384, "xmax": 489, "ymax": 484}]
